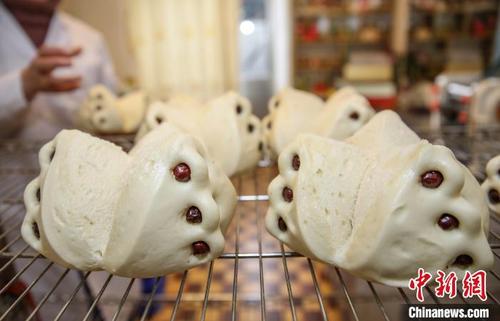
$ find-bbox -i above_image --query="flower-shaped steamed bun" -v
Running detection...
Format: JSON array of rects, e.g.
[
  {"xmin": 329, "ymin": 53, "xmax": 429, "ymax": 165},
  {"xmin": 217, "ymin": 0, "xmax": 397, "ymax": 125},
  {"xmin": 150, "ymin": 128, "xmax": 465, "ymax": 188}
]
[
  {"xmin": 78, "ymin": 85, "xmax": 121, "ymax": 133},
  {"xmin": 135, "ymin": 99, "xmax": 202, "ymax": 142},
  {"xmin": 22, "ymin": 130, "xmax": 128, "ymax": 270},
  {"xmin": 78, "ymin": 84, "xmax": 147, "ymax": 134},
  {"xmin": 481, "ymin": 155, "xmax": 500, "ymax": 215},
  {"xmin": 104, "ymin": 124, "xmax": 236, "ymax": 276},
  {"xmin": 198, "ymin": 92, "xmax": 253, "ymax": 175},
  {"xmin": 265, "ymin": 87, "xmax": 375, "ymax": 156},
  {"xmin": 266, "ymin": 110, "xmax": 493, "ymax": 287},
  {"xmin": 22, "ymin": 123, "xmax": 237, "ymax": 276},
  {"xmin": 235, "ymin": 114, "xmax": 263, "ymax": 174},
  {"xmin": 324, "ymin": 86, "xmax": 358, "ymax": 106},
  {"xmin": 266, "ymin": 88, "xmax": 324, "ymax": 155},
  {"xmin": 312, "ymin": 89, "xmax": 375, "ymax": 139},
  {"xmin": 261, "ymin": 114, "xmax": 276, "ymax": 162},
  {"xmin": 471, "ymin": 78, "xmax": 500, "ymax": 125},
  {"xmin": 136, "ymin": 92, "xmax": 262, "ymax": 176}
]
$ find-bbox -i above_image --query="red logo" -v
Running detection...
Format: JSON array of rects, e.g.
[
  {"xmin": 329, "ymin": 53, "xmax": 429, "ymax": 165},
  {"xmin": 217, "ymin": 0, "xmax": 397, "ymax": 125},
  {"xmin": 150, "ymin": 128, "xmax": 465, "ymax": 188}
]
[
  {"xmin": 435, "ymin": 270, "xmax": 457, "ymax": 299},
  {"xmin": 408, "ymin": 269, "xmax": 487, "ymax": 302},
  {"xmin": 408, "ymin": 268, "xmax": 432, "ymax": 302},
  {"xmin": 462, "ymin": 270, "xmax": 487, "ymax": 301}
]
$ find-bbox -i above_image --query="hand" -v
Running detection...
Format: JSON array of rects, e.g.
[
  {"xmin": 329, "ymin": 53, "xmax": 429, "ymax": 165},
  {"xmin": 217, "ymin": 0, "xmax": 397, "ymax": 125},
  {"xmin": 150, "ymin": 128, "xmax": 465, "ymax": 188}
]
[{"xmin": 21, "ymin": 46, "xmax": 83, "ymax": 101}]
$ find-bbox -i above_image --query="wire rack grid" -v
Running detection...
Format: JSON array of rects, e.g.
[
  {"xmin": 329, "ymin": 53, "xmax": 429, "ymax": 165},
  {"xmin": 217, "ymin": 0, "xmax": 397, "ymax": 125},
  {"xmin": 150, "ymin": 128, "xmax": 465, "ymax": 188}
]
[{"xmin": 0, "ymin": 126, "xmax": 499, "ymax": 321}]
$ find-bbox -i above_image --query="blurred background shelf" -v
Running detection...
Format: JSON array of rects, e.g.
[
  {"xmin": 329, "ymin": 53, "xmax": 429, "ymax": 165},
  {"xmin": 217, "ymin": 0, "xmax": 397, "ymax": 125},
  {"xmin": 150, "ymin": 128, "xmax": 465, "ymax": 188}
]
[
  {"xmin": 294, "ymin": 4, "xmax": 391, "ymax": 18},
  {"xmin": 291, "ymin": 0, "xmax": 499, "ymax": 113},
  {"xmin": 292, "ymin": 0, "xmax": 396, "ymax": 106}
]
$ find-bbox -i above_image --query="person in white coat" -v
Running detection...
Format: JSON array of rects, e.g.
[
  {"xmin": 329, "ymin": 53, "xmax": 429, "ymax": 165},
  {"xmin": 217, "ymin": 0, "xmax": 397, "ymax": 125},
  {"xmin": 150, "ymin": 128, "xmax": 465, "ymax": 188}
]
[{"xmin": 0, "ymin": 0, "xmax": 117, "ymax": 139}]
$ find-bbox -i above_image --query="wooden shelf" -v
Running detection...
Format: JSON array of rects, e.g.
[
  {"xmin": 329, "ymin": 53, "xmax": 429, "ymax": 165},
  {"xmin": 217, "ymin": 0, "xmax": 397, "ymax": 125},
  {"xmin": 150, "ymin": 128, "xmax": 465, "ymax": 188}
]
[
  {"xmin": 295, "ymin": 5, "xmax": 391, "ymax": 18},
  {"xmin": 292, "ymin": 0, "xmax": 497, "ymax": 90},
  {"xmin": 296, "ymin": 39, "xmax": 388, "ymax": 46},
  {"xmin": 295, "ymin": 69, "xmax": 336, "ymax": 74},
  {"xmin": 412, "ymin": 5, "xmax": 497, "ymax": 15},
  {"xmin": 410, "ymin": 32, "xmax": 495, "ymax": 45},
  {"xmin": 292, "ymin": 1, "xmax": 395, "ymax": 93}
]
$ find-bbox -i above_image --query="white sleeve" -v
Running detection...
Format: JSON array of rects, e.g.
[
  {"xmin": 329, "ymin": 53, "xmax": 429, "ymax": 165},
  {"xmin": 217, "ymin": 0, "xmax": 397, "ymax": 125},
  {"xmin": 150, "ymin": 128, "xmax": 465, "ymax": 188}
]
[
  {"xmin": 96, "ymin": 36, "xmax": 119, "ymax": 93},
  {"xmin": 0, "ymin": 69, "xmax": 28, "ymax": 121}
]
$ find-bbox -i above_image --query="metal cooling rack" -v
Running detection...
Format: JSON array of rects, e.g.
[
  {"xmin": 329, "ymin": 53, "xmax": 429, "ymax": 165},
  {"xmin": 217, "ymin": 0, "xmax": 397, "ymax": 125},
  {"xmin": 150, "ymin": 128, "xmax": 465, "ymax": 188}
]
[{"xmin": 0, "ymin": 126, "xmax": 499, "ymax": 321}]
